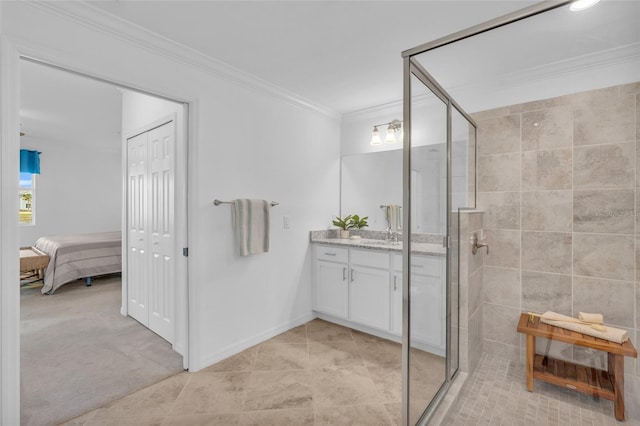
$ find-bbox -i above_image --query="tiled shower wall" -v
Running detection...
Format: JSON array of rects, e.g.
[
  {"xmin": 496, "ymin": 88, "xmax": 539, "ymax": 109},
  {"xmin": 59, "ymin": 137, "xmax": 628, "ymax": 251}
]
[
  {"xmin": 456, "ymin": 210, "xmax": 484, "ymax": 374},
  {"xmin": 475, "ymin": 82, "xmax": 639, "ymax": 383}
]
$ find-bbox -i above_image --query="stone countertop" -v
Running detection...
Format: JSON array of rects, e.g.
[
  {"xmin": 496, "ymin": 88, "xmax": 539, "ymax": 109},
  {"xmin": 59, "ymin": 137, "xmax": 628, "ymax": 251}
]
[{"xmin": 310, "ymin": 237, "xmax": 446, "ymax": 256}]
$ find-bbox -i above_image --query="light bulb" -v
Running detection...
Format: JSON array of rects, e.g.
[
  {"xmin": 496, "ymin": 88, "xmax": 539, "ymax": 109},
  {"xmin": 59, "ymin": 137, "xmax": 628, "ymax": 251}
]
[
  {"xmin": 570, "ymin": 0, "xmax": 600, "ymax": 11},
  {"xmin": 384, "ymin": 125, "xmax": 397, "ymax": 143},
  {"xmin": 371, "ymin": 127, "xmax": 382, "ymax": 145}
]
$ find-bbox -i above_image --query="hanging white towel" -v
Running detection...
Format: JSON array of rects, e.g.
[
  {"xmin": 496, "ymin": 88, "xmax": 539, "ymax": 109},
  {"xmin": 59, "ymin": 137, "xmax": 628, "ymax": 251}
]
[
  {"xmin": 387, "ymin": 205, "xmax": 401, "ymax": 231},
  {"xmin": 232, "ymin": 199, "xmax": 270, "ymax": 256}
]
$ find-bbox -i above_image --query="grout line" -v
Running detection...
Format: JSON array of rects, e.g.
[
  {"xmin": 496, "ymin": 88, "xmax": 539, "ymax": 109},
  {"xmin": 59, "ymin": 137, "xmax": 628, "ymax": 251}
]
[{"xmin": 165, "ymin": 373, "xmax": 193, "ymax": 416}]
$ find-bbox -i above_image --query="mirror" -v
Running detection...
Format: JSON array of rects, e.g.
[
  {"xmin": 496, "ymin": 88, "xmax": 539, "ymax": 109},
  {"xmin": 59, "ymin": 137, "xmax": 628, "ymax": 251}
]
[{"xmin": 341, "ymin": 142, "xmax": 470, "ymax": 234}]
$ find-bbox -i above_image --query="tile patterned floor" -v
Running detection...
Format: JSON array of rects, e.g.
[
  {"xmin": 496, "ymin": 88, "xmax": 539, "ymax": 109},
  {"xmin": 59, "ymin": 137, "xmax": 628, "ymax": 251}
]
[
  {"xmin": 62, "ymin": 319, "xmax": 444, "ymax": 426},
  {"xmin": 443, "ymin": 353, "xmax": 640, "ymax": 426}
]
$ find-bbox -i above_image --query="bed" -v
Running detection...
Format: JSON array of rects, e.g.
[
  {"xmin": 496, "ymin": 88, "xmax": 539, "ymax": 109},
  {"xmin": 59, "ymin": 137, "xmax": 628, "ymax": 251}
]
[{"xmin": 33, "ymin": 231, "xmax": 122, "ymax": 294}]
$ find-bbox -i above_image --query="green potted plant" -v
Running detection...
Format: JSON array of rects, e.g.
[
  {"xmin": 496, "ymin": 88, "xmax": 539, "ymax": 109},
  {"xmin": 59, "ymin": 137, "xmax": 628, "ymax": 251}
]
[
  {"xmin": 332, "ymin": 214, "xmax": 369, "ymax": 238},
  {"xmin": 350, "ymin": 214, "xmax": 368, "ymax": 230},
  {"xmin": 332, "ymin": 215, "xmax": 354, "ymax": 239}
]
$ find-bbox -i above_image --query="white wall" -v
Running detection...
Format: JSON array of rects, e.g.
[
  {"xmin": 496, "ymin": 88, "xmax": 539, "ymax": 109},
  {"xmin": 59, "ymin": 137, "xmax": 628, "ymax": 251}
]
[
  {"xmin": 19, "ymin": 136, "xmax": 121, "ymax": 247},
  {"xmin": 1, "ymin": 1, "xmax": 341, "ymax": 375},
  {"xmin": 122, "ymin": 91, "xmax": 183, "ymax": 135}
]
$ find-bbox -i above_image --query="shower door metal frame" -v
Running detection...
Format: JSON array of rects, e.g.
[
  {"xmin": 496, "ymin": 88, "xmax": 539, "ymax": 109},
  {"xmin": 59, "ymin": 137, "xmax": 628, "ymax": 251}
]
[{"xmin": 400, "ymin": 1, "xmax": 573, "ymax": 424}]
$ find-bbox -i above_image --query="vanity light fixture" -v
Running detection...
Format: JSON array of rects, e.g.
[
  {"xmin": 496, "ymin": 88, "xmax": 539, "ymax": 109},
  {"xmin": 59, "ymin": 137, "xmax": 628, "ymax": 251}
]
[
  {"xmin": 370, "ymin": 126, "xmax": 382, "ymax": 145},
  {"xmin": 371, "ymin": 119, "xmax": 402, "ymax": 146},
  {"xmin": 570, "ymin": 0, "xmax": 600, "ymax": 11}
]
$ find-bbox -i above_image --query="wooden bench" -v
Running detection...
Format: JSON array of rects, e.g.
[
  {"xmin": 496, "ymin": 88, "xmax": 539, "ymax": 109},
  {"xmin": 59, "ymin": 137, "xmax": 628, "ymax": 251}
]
[
  {"xmin": 517, "ymin": 313, "xmax": 637, "ymax": 421},
  {"xmin": 19, "ymin": 246, "xmax": 49, "ymax": 281}
]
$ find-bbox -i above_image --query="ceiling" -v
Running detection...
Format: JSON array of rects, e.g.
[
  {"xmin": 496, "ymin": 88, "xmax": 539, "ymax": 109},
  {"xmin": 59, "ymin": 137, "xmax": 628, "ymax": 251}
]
[
  {"xmin": 87, "ymin": 0, "xmax": 545, "ymax": 114},
  {"xmin": 19, "ymin": 0, "xmax": 639, "ymax": 144},
  {"xmin": 20, "ymin": 59, "xmax": 122, "ymax": 150}
]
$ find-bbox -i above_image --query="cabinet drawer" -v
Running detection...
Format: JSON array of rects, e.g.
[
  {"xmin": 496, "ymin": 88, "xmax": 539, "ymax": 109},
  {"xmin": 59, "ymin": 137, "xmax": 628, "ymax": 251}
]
[
  {"xmin": 315, "ymin": 245, "xmax": 348, "ymax": 263},
  {"xmin": 350, "ymin": 249, "xmax": 389, "ymax": 269},
  {"xmin": 393, "ymin": 254, "xmax": 441, "ymax": 276}
]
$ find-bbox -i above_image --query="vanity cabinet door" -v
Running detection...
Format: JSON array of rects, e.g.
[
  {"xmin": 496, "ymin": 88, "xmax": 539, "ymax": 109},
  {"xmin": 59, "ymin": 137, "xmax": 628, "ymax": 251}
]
[
  {"xmin": 314, "ymin": 260, "xmax": 349, "ymax": 319},
  {"xmin": 394, "ymin": 255, "xmax": 445, "ymax": 353},
  {"xmin": 349, "ymin": 266, "xmax": 390, "ymax": 331},
  {"xmin": 410, "ymin": 272, "xmax": 444, "ymax": 352}
]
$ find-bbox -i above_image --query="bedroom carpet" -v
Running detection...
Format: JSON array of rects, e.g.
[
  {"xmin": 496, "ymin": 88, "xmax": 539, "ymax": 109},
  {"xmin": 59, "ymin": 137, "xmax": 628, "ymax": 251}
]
[{"xmin": 21, "ymin": 275, "xmax": 184, "ymax": 426}]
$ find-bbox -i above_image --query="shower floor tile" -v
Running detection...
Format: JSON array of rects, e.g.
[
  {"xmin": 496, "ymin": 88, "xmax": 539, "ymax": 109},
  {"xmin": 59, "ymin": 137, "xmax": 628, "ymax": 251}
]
[{"xmin": 443, "ymin": 353, "xmax": 640, "ymax": 426}]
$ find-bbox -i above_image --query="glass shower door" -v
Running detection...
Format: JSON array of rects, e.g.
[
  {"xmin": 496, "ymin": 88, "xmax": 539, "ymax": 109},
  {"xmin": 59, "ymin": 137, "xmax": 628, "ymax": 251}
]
[{"xmin": 404, "ymin": 65, "xmax": 449, "ymax": 425}]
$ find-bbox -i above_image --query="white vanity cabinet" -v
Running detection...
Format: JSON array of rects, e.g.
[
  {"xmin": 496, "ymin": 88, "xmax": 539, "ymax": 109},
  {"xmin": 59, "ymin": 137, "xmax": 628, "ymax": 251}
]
[
  {"xmin": 314, "ymin": 246, "xmax": 349, "ymax": 319},
  {"xmin": 313, "ymin": 242, "xmax": 445, "ymax": 355}
]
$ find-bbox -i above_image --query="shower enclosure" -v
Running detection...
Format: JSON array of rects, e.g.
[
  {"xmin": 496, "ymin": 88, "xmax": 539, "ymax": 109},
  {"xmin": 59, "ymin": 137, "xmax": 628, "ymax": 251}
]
[
  {"xmin": 401, "ymin": 59, "xmax": 476, "ymax": 425},
  {"xmin": 400, "ymin": 1, "xmax": 586, "ymax": 424}
]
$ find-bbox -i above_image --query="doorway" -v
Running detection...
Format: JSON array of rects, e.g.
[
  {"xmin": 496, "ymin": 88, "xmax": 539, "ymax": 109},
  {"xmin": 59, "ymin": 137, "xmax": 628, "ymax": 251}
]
[{"xmin": 16, "ymin": 58, "xmax": 190, "ymax": 424}]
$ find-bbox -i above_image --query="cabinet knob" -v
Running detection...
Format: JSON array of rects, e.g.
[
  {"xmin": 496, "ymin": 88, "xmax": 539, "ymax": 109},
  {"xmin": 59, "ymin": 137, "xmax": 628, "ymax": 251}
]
[
  {"xmin": 343, "ymin": 267, "xmax": 347, "ymax": 281},
  {"xmin": 350, "ymin": 269, "xmax": 355, "ymax": 282},
  {"xmin": 394, "ymin": 275, "xmax": 398, "ymax": 291},
  {"xmin": 324, "ymin": 252, "xmax": 336, "ymax": 257}
]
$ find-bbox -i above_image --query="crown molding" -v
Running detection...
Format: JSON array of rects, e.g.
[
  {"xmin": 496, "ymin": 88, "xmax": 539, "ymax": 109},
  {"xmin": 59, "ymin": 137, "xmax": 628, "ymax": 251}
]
[
  {"xmin": 26, "ymin": 1, "xmax": 340, "ymax": 120},
  {"xmin": 342, "ymin": 92, "xmax": 441, "ymax": 123},
  {"xmin": 501, "ymin": 42, "xmax": 640, "ymax": 87},
  {"xmin": 344, "ymin": 41, "xmax": 640, "ymax": 122}
]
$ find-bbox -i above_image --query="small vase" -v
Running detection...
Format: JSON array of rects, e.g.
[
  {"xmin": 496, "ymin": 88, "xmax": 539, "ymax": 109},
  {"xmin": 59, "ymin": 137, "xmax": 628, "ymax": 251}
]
[{"xmin": 340, "ymin": 230, "xmax": 350, "ymax": 239}]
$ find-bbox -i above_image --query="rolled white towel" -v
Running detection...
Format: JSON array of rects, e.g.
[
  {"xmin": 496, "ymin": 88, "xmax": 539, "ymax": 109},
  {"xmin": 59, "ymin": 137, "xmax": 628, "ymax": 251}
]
[
  {"xmin": 578, "ymin": 312, "xmax": 604, "ymax": 324},
  {"xmin": 540, "ymin": 311, "xmax": 628, "ymax": 344}
]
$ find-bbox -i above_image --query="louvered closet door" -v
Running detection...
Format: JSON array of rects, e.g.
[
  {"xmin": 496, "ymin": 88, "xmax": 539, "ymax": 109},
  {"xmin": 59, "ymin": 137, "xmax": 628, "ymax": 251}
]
[{"xmin": 126, "ymin": 120, "xmax": 175, "ymax": 344}]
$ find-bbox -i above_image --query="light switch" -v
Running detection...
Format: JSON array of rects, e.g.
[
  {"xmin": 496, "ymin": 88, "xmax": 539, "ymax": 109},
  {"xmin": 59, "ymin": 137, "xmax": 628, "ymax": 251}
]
[{"xmin": 283, "ymin": 216, "xmax": 290, "ymax": 229}]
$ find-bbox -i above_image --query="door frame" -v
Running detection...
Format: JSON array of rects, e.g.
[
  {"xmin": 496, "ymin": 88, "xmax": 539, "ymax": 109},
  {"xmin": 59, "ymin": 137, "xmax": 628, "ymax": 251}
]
[{"xmin": 0, "ymin": 37, "xmax": 195, "ymax": 425}]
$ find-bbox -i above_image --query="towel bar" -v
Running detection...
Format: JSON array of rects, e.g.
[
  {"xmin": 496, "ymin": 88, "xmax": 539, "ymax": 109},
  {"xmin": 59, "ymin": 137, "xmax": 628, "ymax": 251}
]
[{"xmin": 214, "ymin": 199, "xmax": 279, "ymax": 207}]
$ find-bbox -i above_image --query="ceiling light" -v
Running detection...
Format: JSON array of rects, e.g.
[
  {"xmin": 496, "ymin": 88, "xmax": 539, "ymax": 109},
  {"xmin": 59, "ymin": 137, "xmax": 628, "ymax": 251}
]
[
  {"xmin": 570, "ymin": 0, "xmax": 600, "ymax": 12},
  {"xmin": 370, "ymin": 126, "xmax": 382, "ymax": 146}
]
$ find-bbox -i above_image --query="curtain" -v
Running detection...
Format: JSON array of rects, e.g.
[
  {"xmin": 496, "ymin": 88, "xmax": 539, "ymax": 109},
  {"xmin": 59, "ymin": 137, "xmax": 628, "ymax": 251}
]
[{"xmin": 20, "ymin": 149, "xmax": 41, "ymax": 174}]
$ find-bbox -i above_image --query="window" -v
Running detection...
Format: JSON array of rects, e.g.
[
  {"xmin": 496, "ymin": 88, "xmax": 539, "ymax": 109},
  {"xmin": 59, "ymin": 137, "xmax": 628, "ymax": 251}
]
[{"xmin": 19, "ymin": 172, "xmax": 35, "ymax": 225}]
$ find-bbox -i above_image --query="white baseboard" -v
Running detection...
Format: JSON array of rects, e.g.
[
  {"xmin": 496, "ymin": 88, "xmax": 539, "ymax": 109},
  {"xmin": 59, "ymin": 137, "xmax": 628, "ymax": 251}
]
[
  {"xmin": 172, "ymin": 343, "xmax": 185, "ymax": 357},
  {"xmin": 197, "ymin": 312, "xmax": 317, "ymax": 372},
  {"xmin": 315, "ymin": 312, "xmax": 401, "ymax": 343},
  {"xmin": 315, "ymin": 312, "xmax": 446, "ymax": 357}
]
